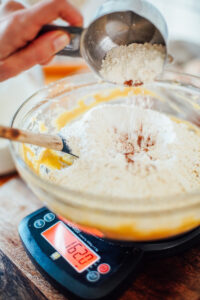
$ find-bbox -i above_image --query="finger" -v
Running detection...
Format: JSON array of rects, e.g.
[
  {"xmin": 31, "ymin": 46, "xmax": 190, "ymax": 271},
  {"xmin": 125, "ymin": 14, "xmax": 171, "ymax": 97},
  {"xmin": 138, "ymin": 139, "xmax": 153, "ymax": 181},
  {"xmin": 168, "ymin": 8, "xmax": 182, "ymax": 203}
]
[
  {"xmin": 0, "ymin": 0, "xmax": 83, "ymax": 60},
  {"xmin": 0, "ymin": 0, "xmax": 25, "ymax": 19},
  {"xmin": 0, "ymin": 30, "xmax": 69, "ymax": 82}
]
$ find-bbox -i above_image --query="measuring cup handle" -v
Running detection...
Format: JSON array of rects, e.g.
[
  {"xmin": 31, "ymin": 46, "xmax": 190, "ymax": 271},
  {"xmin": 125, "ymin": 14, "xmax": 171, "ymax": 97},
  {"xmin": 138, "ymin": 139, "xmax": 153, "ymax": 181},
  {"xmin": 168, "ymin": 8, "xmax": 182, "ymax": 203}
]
[{"xmin": 39, "ymin": 24, "xmax": 83, "ymax": 57}]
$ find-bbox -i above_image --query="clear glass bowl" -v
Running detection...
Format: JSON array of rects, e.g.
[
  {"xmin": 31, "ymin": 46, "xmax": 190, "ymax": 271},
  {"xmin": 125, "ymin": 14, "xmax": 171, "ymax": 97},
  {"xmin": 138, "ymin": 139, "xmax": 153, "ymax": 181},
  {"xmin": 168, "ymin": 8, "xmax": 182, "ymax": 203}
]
[{"xmin": 10, "ymin": 71, "xmax": 200, "ymax": 241}]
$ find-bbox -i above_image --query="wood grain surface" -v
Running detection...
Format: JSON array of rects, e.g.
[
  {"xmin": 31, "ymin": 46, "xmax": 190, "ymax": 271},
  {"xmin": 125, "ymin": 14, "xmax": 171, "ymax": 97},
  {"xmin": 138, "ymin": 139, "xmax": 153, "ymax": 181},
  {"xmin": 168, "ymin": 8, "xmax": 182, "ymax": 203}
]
[
  {"xmin": 0, "ymin": 176, "xmax": 200, "ymax": 300},
  {"xmin": 0, "ymin": 250, "xmax": 47, "ymax": 300},
  {"xmin": 0, "ymin": 178, "xmax": 66, "ymax": 300}
]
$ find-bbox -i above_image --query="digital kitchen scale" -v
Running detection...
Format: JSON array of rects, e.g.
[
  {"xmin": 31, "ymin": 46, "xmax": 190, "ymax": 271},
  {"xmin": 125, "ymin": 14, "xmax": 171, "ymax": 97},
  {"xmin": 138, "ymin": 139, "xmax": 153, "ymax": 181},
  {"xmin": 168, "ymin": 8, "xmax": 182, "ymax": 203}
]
[{"xmin": 19, "ymin": 207, "xmax": 200, "ymax": 300}]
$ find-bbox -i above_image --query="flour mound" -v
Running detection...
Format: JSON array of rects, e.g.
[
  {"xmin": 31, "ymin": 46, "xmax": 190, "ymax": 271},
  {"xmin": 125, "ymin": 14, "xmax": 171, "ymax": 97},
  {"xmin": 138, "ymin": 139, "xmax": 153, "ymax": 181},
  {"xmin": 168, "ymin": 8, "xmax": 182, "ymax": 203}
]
[
  {"xmin": 100, "ymin": 43, "xmax": 166, "ymax": 85},
  {"xmin": 45, "ymin": 104, "xmax": 200, "ymax": 199}
]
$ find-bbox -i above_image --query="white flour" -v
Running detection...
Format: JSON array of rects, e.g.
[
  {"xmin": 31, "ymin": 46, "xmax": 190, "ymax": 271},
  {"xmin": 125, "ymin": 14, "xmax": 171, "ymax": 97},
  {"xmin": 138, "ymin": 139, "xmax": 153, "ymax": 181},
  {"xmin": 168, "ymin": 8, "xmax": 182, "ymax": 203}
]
[
  {"xmin": 45, "ymin": 104, "xmax": 200, "ymax": 198},
  {"xmin": 100, "ymin": 43, "xmax": 166, "ymax": 85}
]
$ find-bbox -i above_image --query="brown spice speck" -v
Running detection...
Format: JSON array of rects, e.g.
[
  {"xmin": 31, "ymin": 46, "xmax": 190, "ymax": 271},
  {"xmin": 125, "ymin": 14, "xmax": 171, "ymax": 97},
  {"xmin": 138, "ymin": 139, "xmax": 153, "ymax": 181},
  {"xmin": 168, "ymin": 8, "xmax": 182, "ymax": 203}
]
[
  {"xmin": 137, "ymin": 135, "xmax": 143, "ymax": 147},
  {"xmin": 134, "ymin": 81, "xmax": 143, "ymax": 87},
  {"xmin": 124, "ymin": 80, "xmax": 143, "ymax": 87},
  {"xmin": 125, "ymin": 152, "xmax": 134, "ymax": 164},
  {"xmin": 124, "ymin": 80, "xmax": 133, "ymax": 86}
]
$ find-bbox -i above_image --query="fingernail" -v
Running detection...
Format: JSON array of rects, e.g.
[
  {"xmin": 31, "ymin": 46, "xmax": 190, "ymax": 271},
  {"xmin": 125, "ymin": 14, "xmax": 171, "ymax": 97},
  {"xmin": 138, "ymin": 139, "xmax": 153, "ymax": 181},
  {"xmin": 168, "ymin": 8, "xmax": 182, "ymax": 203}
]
[{"xmin": 53, "ymin": 33, "xmax": 69, "ymax": 53}]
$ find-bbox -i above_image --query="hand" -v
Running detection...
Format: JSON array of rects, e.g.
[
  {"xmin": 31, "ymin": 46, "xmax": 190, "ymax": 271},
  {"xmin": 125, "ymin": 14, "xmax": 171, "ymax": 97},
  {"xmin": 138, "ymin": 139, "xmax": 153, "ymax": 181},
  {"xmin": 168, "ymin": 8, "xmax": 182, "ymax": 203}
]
[{"xmin": 0, "ymin": 0, "xmax": 83, "ymax": 82}]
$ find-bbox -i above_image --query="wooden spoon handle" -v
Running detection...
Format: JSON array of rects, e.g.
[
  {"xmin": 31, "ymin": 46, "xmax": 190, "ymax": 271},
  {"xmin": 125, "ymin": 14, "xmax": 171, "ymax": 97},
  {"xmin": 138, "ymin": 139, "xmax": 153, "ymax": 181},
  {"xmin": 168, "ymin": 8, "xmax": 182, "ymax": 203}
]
[{"xmin": 0, "ymin": 125, "xmax": 63, "ymax": 152}]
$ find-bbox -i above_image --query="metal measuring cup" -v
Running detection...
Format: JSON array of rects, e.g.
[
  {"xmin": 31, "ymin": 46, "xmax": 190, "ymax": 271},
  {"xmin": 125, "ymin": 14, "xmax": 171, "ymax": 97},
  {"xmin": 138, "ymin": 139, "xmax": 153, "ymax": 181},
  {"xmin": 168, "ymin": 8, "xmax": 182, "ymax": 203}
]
[{"xmin": 41, "ymin": 0, "xmax": 168, "ymax": 77}]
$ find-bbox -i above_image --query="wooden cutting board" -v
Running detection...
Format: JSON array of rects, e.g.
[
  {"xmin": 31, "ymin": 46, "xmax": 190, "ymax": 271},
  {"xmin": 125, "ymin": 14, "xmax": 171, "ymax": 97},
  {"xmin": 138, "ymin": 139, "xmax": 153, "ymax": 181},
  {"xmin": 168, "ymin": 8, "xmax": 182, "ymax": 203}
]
[
  {"xmin": 1, "ymin": 176, "xmax": 200, "ymax": 300},
  {"xmin": 0, "ymin": 177, "xmax": 67, "ymax": 300}
]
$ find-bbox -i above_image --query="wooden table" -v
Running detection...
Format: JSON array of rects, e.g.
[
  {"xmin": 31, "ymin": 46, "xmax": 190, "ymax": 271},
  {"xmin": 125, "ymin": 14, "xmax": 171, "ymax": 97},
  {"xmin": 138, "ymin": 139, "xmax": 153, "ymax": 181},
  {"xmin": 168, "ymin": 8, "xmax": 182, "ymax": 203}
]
[{"xmin": 0, "ymin": 174, "xmax": 200, "ymax": 300}]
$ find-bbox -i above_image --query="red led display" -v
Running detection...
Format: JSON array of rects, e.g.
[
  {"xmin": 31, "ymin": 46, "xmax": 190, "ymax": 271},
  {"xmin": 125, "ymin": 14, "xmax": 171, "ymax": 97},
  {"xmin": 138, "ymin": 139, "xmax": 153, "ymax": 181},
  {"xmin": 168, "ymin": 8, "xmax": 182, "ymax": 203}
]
[{"xmin": 42, "ymin": 221, "xmax": 100, "ymax": 273}]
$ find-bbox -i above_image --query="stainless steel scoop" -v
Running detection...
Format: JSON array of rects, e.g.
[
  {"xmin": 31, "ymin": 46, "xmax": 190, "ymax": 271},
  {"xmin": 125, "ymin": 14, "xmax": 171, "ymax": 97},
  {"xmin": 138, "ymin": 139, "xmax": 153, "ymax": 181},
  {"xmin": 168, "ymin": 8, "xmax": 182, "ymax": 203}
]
[{"xmin": 41, "ymin": 0, "xmax": 168, "ymax": 76}]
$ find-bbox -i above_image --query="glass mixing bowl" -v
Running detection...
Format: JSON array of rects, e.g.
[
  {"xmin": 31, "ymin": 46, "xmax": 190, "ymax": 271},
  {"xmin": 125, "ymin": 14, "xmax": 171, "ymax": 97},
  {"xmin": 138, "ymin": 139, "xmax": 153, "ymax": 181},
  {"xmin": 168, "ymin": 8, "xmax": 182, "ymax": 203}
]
[{"xmin": 10, "ymin": 71, "xmax": 200, "ymax": 241}]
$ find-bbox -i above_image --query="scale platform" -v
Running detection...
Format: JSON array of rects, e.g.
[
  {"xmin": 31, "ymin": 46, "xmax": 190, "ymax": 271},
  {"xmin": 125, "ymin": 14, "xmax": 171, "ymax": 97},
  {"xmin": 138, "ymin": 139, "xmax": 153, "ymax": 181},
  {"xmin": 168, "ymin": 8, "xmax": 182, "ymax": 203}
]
[{"xmin": 19, "ymin": 207, "xmax": 200, "ymax": 300}]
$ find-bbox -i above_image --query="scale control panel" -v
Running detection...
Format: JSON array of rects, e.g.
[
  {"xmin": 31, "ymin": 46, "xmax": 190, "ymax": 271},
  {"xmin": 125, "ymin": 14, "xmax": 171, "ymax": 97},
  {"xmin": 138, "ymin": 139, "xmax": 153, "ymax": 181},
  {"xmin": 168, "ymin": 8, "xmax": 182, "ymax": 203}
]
[
  {"xmin": 19, "ymin": 207, "xmax": 143, "ymax": 299},
  {"xmin": 32, "ymin": 211, "xmax": 120, "ymax": 284}
]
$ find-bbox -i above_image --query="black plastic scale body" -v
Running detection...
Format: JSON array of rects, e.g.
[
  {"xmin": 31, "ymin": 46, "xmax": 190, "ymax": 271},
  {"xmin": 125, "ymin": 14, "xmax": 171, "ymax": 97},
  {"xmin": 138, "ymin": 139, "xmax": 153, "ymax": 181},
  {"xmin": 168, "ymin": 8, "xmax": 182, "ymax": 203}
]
[{"xmin": 19, "ymin": 207, "xmax": 200, "ymax": 300}]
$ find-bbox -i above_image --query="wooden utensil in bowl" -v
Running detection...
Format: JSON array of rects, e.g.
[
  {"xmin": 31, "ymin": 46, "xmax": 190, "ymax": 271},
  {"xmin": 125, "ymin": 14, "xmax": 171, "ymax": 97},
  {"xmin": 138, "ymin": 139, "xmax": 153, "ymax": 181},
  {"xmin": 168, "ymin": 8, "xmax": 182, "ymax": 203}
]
[{"xmin": 0, "ymin": 125, "xmax": 78, "ymax": 157}]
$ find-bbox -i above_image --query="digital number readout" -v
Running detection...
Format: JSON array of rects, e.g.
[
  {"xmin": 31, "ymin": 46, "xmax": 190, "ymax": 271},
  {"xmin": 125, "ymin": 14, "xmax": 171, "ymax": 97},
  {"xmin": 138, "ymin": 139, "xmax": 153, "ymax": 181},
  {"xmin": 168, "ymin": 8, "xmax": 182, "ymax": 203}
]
[{"xmin": 42, "ymin": 221, "xmax": 100, "ymax": 273}]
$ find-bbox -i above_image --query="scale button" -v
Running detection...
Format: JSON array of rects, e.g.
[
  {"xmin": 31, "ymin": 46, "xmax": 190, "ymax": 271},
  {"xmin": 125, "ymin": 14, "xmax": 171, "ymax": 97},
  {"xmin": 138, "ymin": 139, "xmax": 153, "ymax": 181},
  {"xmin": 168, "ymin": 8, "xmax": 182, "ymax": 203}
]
[
  {"xmin": 98, "ymin": 263, "xmax": 110, "ymax": 274},
  {"xmin": 50, "ymin": 251, "xmax": 61, "ymax": 260},
  {"xmin": 34, "ymin": 219, "xmax": 45, "ymax": 229},
  {"xmin": 44, "ymin": 213, "xmax": 55, "ymax": 222},
  {"xmin": 86, "ymin": 271, "xmax": 100, "ymax": 282}
]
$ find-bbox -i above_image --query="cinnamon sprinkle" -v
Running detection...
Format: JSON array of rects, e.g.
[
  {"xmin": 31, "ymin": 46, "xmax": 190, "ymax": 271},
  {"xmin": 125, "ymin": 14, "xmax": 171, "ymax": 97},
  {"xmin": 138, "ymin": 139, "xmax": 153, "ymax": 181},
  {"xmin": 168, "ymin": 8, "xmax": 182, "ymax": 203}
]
[
  {"xmin": 124, "ymin": 80, "xmax": 133, "ymax": 86},
  {"xmin": 124, "ymin": 80, "xmax": 143, "ymax": 87},
  {"xmin": 137, "ymin": 135, "xmax": 143, "ymax": 147},
  {"xmin": 124, "ymin": 152, "xmax": 134, "ymax": 164},
  {"xmin": 119, "ymin": 127, "xmax": 156, "ymax": 164},
  {"xmin": 133, "ymin": 81, "xmax": 143, "ymax": 87}
]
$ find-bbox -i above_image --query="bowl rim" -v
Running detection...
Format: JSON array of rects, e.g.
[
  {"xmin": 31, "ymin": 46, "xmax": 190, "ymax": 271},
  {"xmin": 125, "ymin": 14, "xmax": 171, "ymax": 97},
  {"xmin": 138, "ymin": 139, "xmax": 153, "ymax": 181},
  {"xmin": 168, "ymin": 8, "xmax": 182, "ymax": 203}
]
[{"xmin": 9, "ymin": 70, "xmax": 200, "ymax": 215}]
